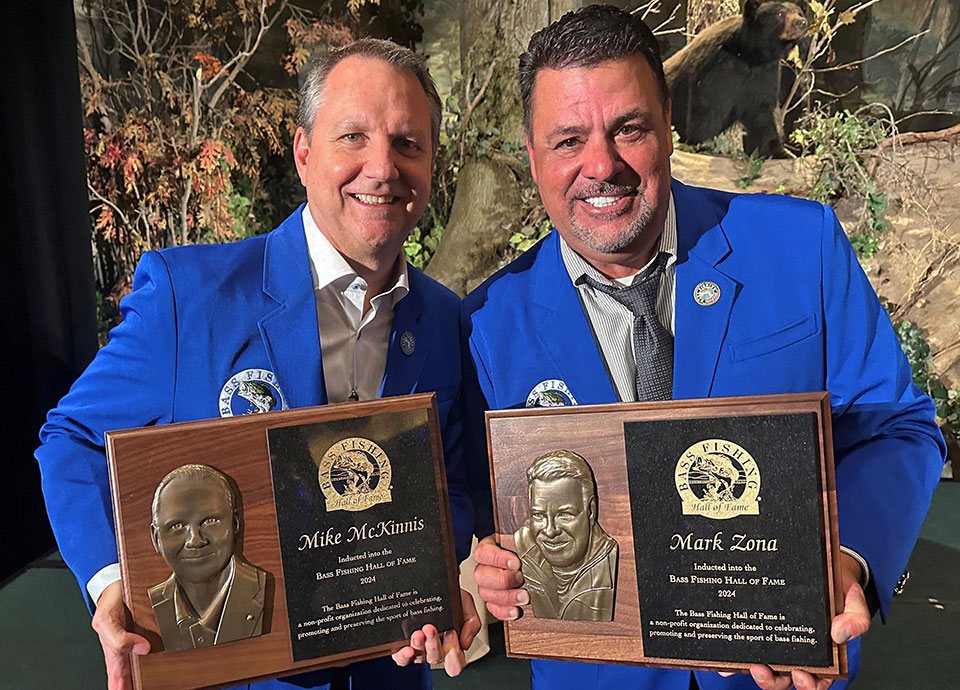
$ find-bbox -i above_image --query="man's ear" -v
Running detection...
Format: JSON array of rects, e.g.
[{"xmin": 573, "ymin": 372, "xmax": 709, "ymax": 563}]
[
  {"xmin": 525, "ymin": 133, "xmax": 538, "ymax": 185},
  {"xmin": 150, "ymin": 523, "xmax": 161, "ymax": 555},
  {"xmin": 292, "ymin": 126, "xmax": 311, "ymax": 185},
  {"xmin": 744, "ymin": 0, "xmax": 762, "ymax": 22},
  {"xmin": 588, "ymin": 495, "xmax": 597, "ymax": 521},
  {"xmin": 233, "ymin": 512, "xmax": 241, "ymax": 542}
]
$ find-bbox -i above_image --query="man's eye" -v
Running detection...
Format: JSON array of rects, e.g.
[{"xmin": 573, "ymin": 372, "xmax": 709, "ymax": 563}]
[
  {"xmin": 556, "ymin": 137, "xmax": 579, "ymax": 149},
  {"xmin": 341, "ymin": 133, "xmax": 363, "ymax": 143},
  {"xmin": 169, "ymin": 522, "xmax": 184, "ymax": 531},
  {"xmin": 202, "ymin": 517, "xmax": 220, "ymax": 525},
  {"xmin": 397, "ymin": 139, "xmax": 422, "ymax": 153},
  {"xmin": 618, "ymin": 125, "xmax": 641, "ymax": 137},
  {"xmin": 531, "ymin": 512, "xmax": 545, "ymax": 520}
]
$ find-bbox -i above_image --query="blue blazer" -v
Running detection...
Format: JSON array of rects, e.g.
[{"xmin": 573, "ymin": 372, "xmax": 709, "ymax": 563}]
[
  {"xmin": 36, "ymin": 208, "xmax": 471, "ymax": 690},
  {"xmin": 462, "ymin": 180, "xmax": 945, "ymax": 690}
]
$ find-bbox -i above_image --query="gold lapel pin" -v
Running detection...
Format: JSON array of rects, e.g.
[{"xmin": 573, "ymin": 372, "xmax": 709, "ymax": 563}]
[{"xmin": 694, "ymin": 281, "xmax": 721, "ymax": 306}]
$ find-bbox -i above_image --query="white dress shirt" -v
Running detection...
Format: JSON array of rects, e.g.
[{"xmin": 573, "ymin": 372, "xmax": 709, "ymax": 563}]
[
  {"xmin": 301, "ymin": 205, "xmax": 409, "ymax": 403},
  {"xmin": 87, "ymin": 205, "xmax": 409, "ymax": 605}
]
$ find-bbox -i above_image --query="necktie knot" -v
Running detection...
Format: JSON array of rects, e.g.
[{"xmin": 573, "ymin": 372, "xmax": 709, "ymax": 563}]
[
  {"xmin": 577, "ymin": 252, "xmax": 672, "ymax": 402},
  {"xmin": 580, "ymin": 252, "xmax": 667, "ymax": 318}
]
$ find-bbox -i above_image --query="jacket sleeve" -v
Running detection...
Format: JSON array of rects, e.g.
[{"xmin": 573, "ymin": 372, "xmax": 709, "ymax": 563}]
[
  {"xmin": 821, "ymin": 203, "xmax": 946, "ymax": 619},
  {"xmin": 35, "ymin": 251, "xmax": 177, "ymax": 610}
]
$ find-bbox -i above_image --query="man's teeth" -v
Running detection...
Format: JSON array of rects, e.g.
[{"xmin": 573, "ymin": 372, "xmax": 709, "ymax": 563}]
[
  {"xmin": 354, "ymin": 194, "xmax": 394, "ymax": 205},
  {"xmin": 584, "ymin": 196, "xmax": 622, "ymax": 208}
]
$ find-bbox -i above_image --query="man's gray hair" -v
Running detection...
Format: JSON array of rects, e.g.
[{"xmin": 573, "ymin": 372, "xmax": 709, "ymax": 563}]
[
  {"xmin": 297, "ymin": 37, "xmax": 442, "ymax": 156},
  {"xmin": 151, "ymin": 464, "xmax": 236, "ymax": 522},
  {"xmin": 527, "ymin": 449, "xmax": 597, "ymax": 499}
]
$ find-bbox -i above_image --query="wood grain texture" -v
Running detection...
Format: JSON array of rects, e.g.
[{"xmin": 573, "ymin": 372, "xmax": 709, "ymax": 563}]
[
  {"xmin": 106, "ymin": 393, "xmax": 460, "ymax": 690},
  {"xmin": 486, "ymin": 392, "xmax": 846, "ymax": 678}
]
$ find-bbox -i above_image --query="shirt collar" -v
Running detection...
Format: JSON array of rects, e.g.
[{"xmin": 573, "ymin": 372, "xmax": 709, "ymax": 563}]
[
  {"xmin": 173, "ymin": 556, "xmax": 235, "ymax": 627},
  {"xmin": 559, "ymin": 191, "xmax": 677, "ymax": 288},
  {"xmin": 301, "ymin": 205, "xmax": 409, "ymax": 305}
]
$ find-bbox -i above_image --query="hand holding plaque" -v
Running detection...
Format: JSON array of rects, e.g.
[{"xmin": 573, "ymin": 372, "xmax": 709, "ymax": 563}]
[
  {"xmin": 484, "ymin": 393, "xmax": 847, "ymax": 679},
  {"xmin": 105, "ymin": 393, "xmax": 462, "ymax": 690}
]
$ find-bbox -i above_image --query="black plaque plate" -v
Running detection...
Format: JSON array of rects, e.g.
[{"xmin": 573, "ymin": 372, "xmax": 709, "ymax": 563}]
[
  {"xmin": 625, "ymin": 413, "xmax": 832, "ymax": 667},
  {"xmin": 267, "ymin": 406, "xmax": 458, "ymax": 662}
]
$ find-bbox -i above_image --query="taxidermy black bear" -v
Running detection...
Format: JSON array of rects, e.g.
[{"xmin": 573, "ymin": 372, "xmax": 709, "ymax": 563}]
[{"xmin": 665, "ymin": 0, "xmax": 808, "ymax": 156}]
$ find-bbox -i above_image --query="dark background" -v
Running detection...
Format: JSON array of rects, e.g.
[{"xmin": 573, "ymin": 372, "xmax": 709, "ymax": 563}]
[{"xmin": 0, "ymin": 3, "xmax": 97, "ymax": 582}]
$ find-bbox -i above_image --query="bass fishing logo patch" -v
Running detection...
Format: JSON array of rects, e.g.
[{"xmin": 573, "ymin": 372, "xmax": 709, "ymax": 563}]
[
  {"xmin": 318, "ymin": 437, "xmax": 393, "ymax": 512},
  {"xmin": 675, "ymin": 439, "xmax": 760, "ymax": 520},
  {"xmin": 525, "ymin": 379, "xmax": 578, "ymax": 408},
  {"xmin": 219, "ymin": 369, "xmax": 287, "ymax": 417}
]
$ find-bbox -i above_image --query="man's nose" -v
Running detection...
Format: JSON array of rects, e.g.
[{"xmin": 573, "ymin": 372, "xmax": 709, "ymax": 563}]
[
  {"xmin": 185, "ymin": 525, "xmax": 207, "ymax": 548},
  {"xmin": 543, "ymin": 515, "xmax": 561, "ymax": 537},
  {"xmin": 363, "ymin": 139, "xmax": 400, "ymax": 182},
  {"xmin": 581, "ymin": 137, "xmax": 623, "ymax": 180}
]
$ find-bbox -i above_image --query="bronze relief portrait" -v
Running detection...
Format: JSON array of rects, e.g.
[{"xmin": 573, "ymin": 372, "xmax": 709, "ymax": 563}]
[
  {"xmin": 148, "ymin": 464, "xmax": 267, "ymax": 651},
  {"xmin": 514, "ymin": 450, "xmax": 618, "ymax": 621}
]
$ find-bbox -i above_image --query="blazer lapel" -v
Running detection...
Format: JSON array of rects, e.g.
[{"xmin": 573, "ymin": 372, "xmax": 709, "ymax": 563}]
[
  {"xmin": 380, "ymin": 272, "xmax": 429, "ymax": 397},
  {"xmin": 671, "ymin": 180, "xmax": 740, "ymax": 399},
  {"xmin": 530, "ymin": 233, "xmax": 618, "ymax": 405},
  {"xmin": 258, "ymin": 207, "xmax": 327, "ymax": 408}
]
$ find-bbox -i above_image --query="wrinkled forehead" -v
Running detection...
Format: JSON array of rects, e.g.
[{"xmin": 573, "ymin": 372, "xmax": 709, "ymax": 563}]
[
  {"xmin": 319, "ymin": 56, "xmax": 431, "ymax": 132},
  {"xmin": 155, "ymin": 476, "xmax": 231, "ymax": 515},
  {"xmin": 528, "ymin": 57, "xmax": 666, "ymax": 136}
]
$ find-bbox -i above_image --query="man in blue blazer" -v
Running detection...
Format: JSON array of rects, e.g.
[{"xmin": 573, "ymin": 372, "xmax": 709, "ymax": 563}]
[
  {"xmin": 466, "ymin": 6, "xmax": 945, "ymax": 690},
  {"xmin": 37, "ymin": 39, "xmax": 478, "ymax": 690}
]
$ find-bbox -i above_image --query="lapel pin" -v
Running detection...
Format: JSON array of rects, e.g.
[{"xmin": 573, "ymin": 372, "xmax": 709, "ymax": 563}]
[
  {"xmin": 694, "ymin": 281, "xmax": 721, "ymax": 306},
  {"xmin": 400, "ymin": 331, "xmax": 416, "ymax": 355}
]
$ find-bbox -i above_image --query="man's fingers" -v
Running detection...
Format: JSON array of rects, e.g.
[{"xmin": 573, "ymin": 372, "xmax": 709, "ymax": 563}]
[
  {"xmin": 391, "ymin": 646, "xmax": 416, "ymax": 667},
  {"xmin": 474, "ymin": 564, "xmax": 524, "ymax": 591},
  {"xmin": 473, "ymin": 536, "xmax": 521, "ymax": 570},
  {"xmin": 749, "ymin": 664, "xmax": 794, "ymax": 690},
  {"xmin": 422, "ymin": 625, "xmax": 445, "ymax": 665},
  {"xmin": 459, "ymin": 590, "xmax": 482, "ymax": 650},
  {"xmin": 442, "ymin": 629, "xmax": 467, "ymax": 677},
  {"xmin": 832, "ymin": 581, "xmax": 870, "ymax": 644},
  {"xmin": 483, "ymin": 602, "xmax": 520, "ymax": 621},
  {"xmin": 477, "ymin": 583, "xmax": 528, "ymax": 608}
]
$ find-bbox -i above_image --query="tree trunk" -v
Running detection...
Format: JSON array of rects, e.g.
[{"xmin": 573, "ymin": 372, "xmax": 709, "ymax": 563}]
[
  {"xmin": 427, "ymin": 0, "xmax": 575, "ymax": 294},
  {"xmin": 685, "ymin": 0, "xmax": 738, "ymax": 37}
]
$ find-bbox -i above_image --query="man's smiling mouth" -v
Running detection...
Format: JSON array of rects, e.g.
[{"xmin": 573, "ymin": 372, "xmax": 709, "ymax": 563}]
[
  {"xmin": 583, "ymin": 195, "xmax": 625, "ymax": 208},
  {"xmin": 350, "ymin": 193, "xmax": 398, "ymax": 205}
]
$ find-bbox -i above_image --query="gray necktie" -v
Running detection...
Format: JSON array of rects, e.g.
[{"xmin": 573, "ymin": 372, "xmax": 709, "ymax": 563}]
[{"xmin": 582, "ymin": 253, "xmax": 673, "ymax": 401}]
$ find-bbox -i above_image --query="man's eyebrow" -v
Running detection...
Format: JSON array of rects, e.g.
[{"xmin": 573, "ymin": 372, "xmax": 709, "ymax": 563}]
[
  {"xmin": 610, "ymin": 109, "xmax": 653, "ymax": 131},
  {"xmin": 544, "ymin": 125, "xmax": 588, "ymax": 143},
  {"xmin": 392, "ymin": 126, "xmax": 427, "ymax": 141},
  {"xmin": 544, "ymin": 109, "xmax": 654, "ymax": 142},
  {"xmin": 333, "ymin": 118, "xmax": 368, "ymax": 132}
]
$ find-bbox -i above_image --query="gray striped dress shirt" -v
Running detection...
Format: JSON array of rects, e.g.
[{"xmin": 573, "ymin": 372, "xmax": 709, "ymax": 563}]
[
  {"xmin": 559, "ymin": 193, "xmax": 677, "ymax": 403},
  {"xmin": 557, "ymin": 194, "xmax": 872, "ymax": 588}
]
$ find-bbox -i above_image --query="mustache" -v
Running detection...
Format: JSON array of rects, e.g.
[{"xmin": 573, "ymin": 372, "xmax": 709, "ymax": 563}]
[{"xmin": 573, "ymin": 182, "xmax": 637, "ymax": 200}]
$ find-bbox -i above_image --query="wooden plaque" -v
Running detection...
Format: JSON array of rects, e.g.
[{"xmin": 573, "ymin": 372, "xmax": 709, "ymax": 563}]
[
  {"xmin": 487, "ymin": 392, "xmax": 847, "ymax": 677},
  {"xmin": 106, "ymin": 393, "xmax": 462, "ymax": 690}
]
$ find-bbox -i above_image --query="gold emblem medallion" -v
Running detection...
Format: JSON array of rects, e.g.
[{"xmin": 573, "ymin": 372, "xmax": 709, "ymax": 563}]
[
  {"xmin": 318, "ymin": 437, "xmax": 392, "ymax": 512},
  {"xmin": 693, "ymin": 281, "xmax": 721, "ymax": 306},
  {"xmin": 675, "ymin": 439, "xmax": 760, "ymax": 520}
]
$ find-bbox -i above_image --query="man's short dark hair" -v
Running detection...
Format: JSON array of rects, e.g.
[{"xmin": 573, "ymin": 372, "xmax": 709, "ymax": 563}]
[
  {"xmin": 297, "ymin": 37, "xmax": 442, "ymax": 157},
  {"xmin": 518, "ymin": 4, "xmax": 669, "ymax": 133}
]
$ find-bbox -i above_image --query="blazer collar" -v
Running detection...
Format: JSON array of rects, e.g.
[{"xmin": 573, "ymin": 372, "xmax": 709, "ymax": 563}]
[
  {"xmin": 671, "ymin": 179, "xmax": 740, "ymax": 399},
  {"xmin": 529, "ymin": 232, "xmax": 619, "ymax": 405},
  {"xmin": 380, "ymin": 269, "xmax": 430, "ymax": 398},
  {"xmin": 527, "ymin": 179, "xmax": 740, "ymax": 403},
  {"xmin": 258, "ymin": 205, "xmax": 327, "ymax": 407}
]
